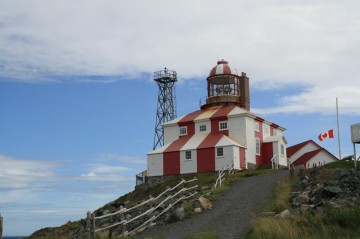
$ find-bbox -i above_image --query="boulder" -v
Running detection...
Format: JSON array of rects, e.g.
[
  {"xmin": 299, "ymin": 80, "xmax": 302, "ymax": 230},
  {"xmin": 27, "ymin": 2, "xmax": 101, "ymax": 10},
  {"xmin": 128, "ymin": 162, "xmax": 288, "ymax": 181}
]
[
  {"xmin": 194, "ymin": 208, "xmax": 202, "ymax": 213},
  {"xmin": 323, "ymin": 186, "xmax": 342, "ymax": 197},
  {"xmin": 198, "ymin": 196, "xmax": 212, "ymax": 210},
  {"xmin": 275, "ymin": 209, "xmax": 291, "ymax": 219},
  {"xmin": 173, "ymin": 207, "xmax": 185, "ymax": 220}
]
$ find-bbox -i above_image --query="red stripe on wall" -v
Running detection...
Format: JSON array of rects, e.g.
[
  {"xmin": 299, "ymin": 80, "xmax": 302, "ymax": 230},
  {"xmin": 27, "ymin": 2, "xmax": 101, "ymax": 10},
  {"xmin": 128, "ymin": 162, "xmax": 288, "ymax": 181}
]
[
  {"xmin": 210, "ymin": 105, "xmax": 236, "ymax": 119},
  {"xmin": 163, "ymin": 152, "xmax": 180, "ymax": 175},
  {"xmin": 210, "ymin": 105, "xmax": 236, "ymax": 134},
  {"xmin": 197, "ymin": 148, "xmax": 215, "ymax": 173},
  {"xmin": 262, "ymin": 142, "xmax": 273, "ymax": 165},
  {"xmin": 163, "ymin": 136, "xmax": 191, "ymax": 176},
  {"xmin": 164, "ymin": 136, "xmax": 191, "ymax": 152},
  {"xmin": 178, "ymin": 109, "xmax": 204, "ymax": 136},
  {"xmin": 197, "ymin": 133, "xmax": 223, "ymax": 149},
  {"xmin": 196, "ymin": 134, "xmax": 223, "ymax": 173},
  {"xmin": 240, "ymin": 147, "xmax": 246, "ymax": 169},
  {"xmin": 178, "ymin": 110, "xmax": 204, "ymax": 124}
]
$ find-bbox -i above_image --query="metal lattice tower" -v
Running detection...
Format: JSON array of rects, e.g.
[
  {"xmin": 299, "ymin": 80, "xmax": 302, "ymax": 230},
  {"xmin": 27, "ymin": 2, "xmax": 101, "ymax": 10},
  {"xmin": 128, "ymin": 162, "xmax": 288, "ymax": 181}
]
[{"xmin": 153, "ymin": 68, "xmax": 177, "ymax": 150}]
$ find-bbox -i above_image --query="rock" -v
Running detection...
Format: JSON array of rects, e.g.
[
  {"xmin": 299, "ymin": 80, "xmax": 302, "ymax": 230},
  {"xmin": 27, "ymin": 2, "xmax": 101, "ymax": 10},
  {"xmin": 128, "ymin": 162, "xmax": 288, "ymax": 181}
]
[
  {"xmin": 334, "ymin": 168, "xmax": 350, "ymax": 179},
  {"xmin": 292, "ymin": 178, "xmax": 309, "ymax": 191},
  {"xmin": 198, "ymin": 196, "xmax": 212, "ymax": 210},
  {"xmin": 173, "ymin": 207, "xmax": 185, "ymax": 220},
  {"xmin": 194, "ymin": 208, "xmax": 202, "ymax": 213},
  {"xmin": 292, "ymin": 192, "xmax": 310, "ymax": 206},
  {"xmin": 201, "ymin": 185, "xmax": 210, "ymax": 191},
  {"xmin": 275, "ymin": 209, "xmax": 291, "ymax": 219},
  {"xmin": 323, "ymin": 186, "xmax": 342, "ymax": 197}
]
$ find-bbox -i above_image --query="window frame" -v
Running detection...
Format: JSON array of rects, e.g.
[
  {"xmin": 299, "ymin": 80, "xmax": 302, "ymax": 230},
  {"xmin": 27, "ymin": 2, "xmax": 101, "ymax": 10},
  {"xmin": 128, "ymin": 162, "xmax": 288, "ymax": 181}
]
[
  {"xmin": 185, "ymin": 150, "xmax": 192, "ymax": 160},
  {"xmin": 199, "ymin": 124, "xmax": 207, "ymax": 132},
  {"xmin": 179, "ymin": 126, "xmax": 187, "ymax": 136},
  {"xmin": 216, "ymin": 147, "xmax": 224, "ymax": 157},
  {"xmin": 255, "ymin": 138, "xmax": 261, "ymax": 155},
  {"xmin": 219, "ymin": 121, "xmax": 228, "ymax": 131},
  {"xmin": 280, "ymin": 144, "xmax": 285, "ymax": 157},
  {"xmin": 254, "ymin": 122, "xmax": 260, "ymax": 132}
]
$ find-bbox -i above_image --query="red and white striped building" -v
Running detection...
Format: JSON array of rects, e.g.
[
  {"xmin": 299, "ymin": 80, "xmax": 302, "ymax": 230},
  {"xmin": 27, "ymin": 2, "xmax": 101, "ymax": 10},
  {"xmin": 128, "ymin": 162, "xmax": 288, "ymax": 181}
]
[{"xmin": 147, "ymin": 60, "xmax": 288, "ymax": 176}]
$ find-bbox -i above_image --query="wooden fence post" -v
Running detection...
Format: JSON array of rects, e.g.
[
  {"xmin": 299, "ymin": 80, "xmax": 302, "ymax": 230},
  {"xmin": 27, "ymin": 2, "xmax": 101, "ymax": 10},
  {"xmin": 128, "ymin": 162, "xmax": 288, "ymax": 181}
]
[
  {"xmin": 91, "ymin": 213, "xmax": 95, "ymax": 238},
  {"xmin": 86, "ymin": 211, "xmax": 91, "ymax": 239},
  {"xmin": 0, "ymin": 213, "xmax": 3, "ymax": 239}
]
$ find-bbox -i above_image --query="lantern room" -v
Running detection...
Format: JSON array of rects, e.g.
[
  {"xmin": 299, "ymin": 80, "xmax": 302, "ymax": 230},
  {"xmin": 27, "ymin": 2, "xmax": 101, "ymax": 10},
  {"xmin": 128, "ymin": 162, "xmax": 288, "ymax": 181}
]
[{"xmin": 201, "ymin": 60, "xmax": 250, "ymax": 111}]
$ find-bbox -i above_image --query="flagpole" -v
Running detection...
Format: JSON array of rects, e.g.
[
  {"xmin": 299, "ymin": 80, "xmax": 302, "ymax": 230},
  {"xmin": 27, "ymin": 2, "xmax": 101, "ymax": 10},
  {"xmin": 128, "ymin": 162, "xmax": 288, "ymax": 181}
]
[{"xmin": 336, "ymin": 97, "xmax": 342, "ymax": 160}]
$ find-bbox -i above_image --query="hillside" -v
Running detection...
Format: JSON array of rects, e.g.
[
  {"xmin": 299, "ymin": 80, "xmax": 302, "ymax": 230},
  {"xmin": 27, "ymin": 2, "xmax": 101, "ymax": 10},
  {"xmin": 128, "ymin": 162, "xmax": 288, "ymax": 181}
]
[
  {"xmin": 247, "ymin": 161, "xmax": 360, "ymax": 239},
  {"xmin": 27, "ymin": 169, "xmax": 280, "ymax": 239}
]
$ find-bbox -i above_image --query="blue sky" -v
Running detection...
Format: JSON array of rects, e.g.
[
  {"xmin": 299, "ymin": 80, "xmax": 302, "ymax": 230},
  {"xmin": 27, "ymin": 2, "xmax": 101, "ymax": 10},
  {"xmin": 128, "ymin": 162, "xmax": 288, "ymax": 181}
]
[{"xmin": 1, "ymin": 0, "xmax": 360, "ymax": 236}]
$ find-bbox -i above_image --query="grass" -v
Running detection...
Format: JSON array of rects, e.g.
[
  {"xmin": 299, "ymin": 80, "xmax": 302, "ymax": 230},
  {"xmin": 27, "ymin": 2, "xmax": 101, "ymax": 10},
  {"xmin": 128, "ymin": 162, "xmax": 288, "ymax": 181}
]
[
  {"xmin": 324, "ymin": 160, "xmax": 356, "ymax": 169},
  {"xmin": 246, "ymin": 162, "xmax": 360, "ymax": 239}
]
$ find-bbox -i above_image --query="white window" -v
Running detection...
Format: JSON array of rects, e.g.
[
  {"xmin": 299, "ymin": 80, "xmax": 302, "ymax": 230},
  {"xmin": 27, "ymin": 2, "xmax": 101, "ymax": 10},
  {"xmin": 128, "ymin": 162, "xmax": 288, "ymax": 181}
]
[
  {"xmin": 217, "ymin": 147, "xmax": 224, "ymax": 157},
  {"xmin": 254, "ymin": 122, "xmax": 260, "ymax": 132},
  {"xmin": 185, "ymin": 150, "xmax": 192, "ymax": 160},
  {"xmin": 263, "ymin": 124, "xmax": 269, "ymax": 135},
  {"xmin": 200, "ymin": 125, "xmax": 206, "ymax": 132},
  {"xmin": 179, "ymin": 127, "xmax": 187, "ymax": 136},
  {"xmin": 280, "ymin": 144, "xmax": 285, "ymax": 156},
  {"xmin": 273, "ymin": 129, "xmax": 277, "ymax": 136},
  {"xmin": 255, "ymin": 138, "xmax": 261, "ymax": 155},
  {"xmin": 219, "ymin": 121, "xmax": 228, "ymax": 130}
]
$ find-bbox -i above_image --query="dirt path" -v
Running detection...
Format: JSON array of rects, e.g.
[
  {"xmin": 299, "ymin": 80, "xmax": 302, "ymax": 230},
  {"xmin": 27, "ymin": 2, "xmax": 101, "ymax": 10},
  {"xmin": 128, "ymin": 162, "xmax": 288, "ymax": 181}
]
[{"xmin": 135, "ymin": 170, "xmax": 289, "ymax": 239}]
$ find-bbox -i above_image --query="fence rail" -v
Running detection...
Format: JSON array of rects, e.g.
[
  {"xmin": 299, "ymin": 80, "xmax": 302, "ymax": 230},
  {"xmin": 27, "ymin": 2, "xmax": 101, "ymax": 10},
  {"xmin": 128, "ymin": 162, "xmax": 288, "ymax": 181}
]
[{"xmin": 87, "ymin": 177, "xmax": 198, "ymax": 238}]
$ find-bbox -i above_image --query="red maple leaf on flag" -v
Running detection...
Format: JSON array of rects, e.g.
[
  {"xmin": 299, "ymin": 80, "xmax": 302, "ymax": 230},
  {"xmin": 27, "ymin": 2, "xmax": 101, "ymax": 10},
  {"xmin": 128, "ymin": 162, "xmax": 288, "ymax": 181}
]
[{"xmin": 318, "ymin": 129, "xmax": 334, "ymax": 141}]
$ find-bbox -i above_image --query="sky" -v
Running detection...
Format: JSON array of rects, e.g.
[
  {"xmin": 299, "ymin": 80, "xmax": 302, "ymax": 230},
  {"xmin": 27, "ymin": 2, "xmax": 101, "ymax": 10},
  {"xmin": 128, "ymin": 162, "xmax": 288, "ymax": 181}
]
[{"xmin": 0, "ymin": 0, "xmax": 360, "ymax": 236}]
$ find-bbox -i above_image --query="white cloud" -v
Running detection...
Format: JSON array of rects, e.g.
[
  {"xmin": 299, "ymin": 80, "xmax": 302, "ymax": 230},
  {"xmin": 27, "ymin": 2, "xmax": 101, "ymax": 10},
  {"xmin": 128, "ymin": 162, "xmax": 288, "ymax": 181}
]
[
  {"xmin": 0, "ymin": 155, "xmax": 57, "ymax": 190},
  {"xmin": 100, "ymin": 153, "xmax": 146, "ymax": 164},
  {"xmin": 1, "ymin": 0, "xmax": 359, "ymax": 113},
  {"xmin": 80, "ymin": 163, "xmax": 134, "ymax": 182}
]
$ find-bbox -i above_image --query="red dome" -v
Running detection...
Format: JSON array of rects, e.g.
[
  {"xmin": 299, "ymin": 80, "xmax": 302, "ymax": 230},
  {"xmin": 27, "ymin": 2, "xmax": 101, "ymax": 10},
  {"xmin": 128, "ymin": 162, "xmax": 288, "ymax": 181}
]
[{"xmin": 209, "ymin": 59, "xmax": 238, "ymax": 77}]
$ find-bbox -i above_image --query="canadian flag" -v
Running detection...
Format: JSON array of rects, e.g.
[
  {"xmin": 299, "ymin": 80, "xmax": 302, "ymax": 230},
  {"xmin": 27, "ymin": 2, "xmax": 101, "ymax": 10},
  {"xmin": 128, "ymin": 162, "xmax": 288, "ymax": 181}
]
[{"xmin": 318, "ymin": 129, "xmax": 334, "ymax": 141}]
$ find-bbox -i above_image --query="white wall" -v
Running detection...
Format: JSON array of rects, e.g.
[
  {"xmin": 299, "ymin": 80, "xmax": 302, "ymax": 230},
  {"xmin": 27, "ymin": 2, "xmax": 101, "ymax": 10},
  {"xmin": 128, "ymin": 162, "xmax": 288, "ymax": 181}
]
[
  {"xmin": 228, "ymin": 116, "xmax": 247, "ymax": 146},
  {"xmin": 306, "ymin": 151, "xmax": 337, "ymax": 168},
  {"xmin": 245, "ymin": 117, "xmax": 256, "ymax": 165},
  {"xmin": 180, "ymin": 150, "xmax": 197, "ymax": 174},
  {"xmin": 215, "ymin": 146, "xmax": 234, "ymax": 171},
  {"xmin": 233, "ymin": 146, "xmax": 240, "ymax": 170},
  {"xmin": 290, "ymin": 142, "xmax": 320, "ymax": 164},
  {"xmin": 164, "ymin": 125, "xmax": 179, "ymax": 145},
  {"xmin": 194, "ymin": 119, "xmax": 211, "ymax": 135},
  {"xmin": 147, "ymin": 154, "xmax": 163, "ymax": 176}
]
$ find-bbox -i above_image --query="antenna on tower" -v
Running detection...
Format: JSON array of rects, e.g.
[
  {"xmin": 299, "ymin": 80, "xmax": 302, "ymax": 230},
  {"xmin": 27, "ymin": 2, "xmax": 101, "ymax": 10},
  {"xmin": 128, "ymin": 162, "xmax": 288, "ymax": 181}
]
[{"xmin": 153, "ymin": 67, "xmax": 177, "ymax": 150}]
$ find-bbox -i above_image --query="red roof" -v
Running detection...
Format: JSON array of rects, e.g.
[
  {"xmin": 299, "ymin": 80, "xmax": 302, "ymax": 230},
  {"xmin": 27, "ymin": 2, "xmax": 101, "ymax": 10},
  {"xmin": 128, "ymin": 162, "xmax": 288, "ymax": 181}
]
[
  {"xmin": 292, "ymin": 149, "xmax": 322, "ymax": 166},
  {"xmin": 286, "ymin": 140, "xmax": 320, "ymax": 158},
  {"xmin": 208, "ymin": 60, "xmax": 238, "ymax": 77}
]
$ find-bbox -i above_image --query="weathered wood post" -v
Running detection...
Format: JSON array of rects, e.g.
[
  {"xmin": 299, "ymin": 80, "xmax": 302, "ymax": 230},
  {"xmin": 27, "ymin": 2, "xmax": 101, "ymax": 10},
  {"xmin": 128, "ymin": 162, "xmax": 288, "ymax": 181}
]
[
  {"xmin": 119, "ymin": 206, "xmax": 125, "ymax": 235},
  {"xmin": 0, "ymin": 213, "xmax": 3, "ymax": 239},
  {"xmin": 86, "ymin": 211, "xmax": 91, "ymax": 239},
  {"xmin": 91, "ymin": 213, "xmax": 95, "ymax": 238}
]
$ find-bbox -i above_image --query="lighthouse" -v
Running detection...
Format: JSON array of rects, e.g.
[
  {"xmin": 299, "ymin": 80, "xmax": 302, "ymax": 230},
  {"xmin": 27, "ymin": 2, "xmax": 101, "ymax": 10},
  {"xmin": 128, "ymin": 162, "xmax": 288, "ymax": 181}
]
[{"xmin": 147, "ymin": 60, "xmax": 288, "ymax": 176}]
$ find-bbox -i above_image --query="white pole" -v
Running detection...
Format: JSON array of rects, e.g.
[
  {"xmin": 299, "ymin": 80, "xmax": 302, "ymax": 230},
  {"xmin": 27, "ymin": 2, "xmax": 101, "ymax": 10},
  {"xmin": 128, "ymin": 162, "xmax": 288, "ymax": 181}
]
[
  {"xmin": 336, "ymin": 97, "xmax": 342, "ymax": 160},
  {"xmin": 354, "ymin": 143, "xmax": 357, "ymax": 168}
]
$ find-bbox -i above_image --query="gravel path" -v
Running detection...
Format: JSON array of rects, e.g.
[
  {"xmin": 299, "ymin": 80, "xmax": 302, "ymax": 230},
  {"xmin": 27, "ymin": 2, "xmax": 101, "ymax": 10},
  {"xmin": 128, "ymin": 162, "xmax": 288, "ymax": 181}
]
[{"xmin": 135, "ymin": 170, "xmax": 289, "ymax": 239}]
